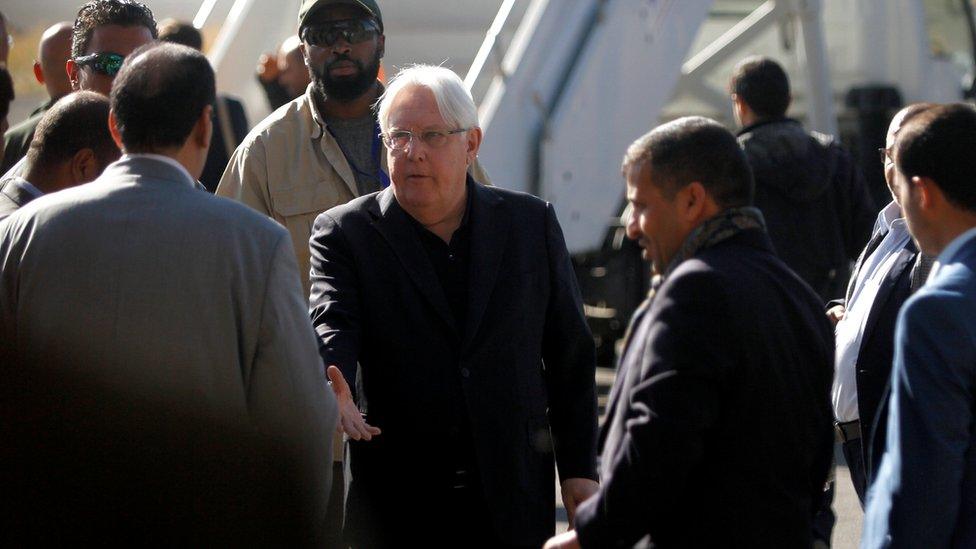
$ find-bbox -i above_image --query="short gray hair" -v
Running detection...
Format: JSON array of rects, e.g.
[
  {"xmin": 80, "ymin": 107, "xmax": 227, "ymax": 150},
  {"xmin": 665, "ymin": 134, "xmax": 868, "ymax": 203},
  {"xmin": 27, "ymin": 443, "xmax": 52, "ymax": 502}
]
[{"xmin": 377, "ymin": 65, "xmax": 479, "ymax": 133}]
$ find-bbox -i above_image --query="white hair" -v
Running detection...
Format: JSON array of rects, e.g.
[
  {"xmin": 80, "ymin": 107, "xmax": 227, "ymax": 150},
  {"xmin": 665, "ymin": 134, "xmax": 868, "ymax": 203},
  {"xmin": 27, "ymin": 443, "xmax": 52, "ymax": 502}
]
[{"xmin": 376, "ymin": 64, "xmax": 479, "ymax": 133}]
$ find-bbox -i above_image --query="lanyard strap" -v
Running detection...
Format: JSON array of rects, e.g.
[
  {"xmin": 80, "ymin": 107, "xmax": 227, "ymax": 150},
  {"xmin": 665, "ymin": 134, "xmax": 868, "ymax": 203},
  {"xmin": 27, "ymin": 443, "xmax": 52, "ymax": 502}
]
[{"xmin": 326, "ymin": 120, "xmax": 390, "ymax": 190}]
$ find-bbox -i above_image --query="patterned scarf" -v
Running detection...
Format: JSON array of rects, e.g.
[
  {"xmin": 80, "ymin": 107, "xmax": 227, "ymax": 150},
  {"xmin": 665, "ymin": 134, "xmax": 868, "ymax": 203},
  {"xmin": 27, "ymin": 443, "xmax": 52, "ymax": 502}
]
[{"xmin": 619, "ymin": 207, "xmax": 766, "ymax": 348}]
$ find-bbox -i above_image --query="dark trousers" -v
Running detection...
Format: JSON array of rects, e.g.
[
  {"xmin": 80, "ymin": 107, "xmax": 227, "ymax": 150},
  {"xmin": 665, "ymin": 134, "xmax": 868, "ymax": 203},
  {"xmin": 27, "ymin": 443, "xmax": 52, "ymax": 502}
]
[
  {"xmin": 841, "ymin": 436, "xmax": 867, "ymax": 505},
  {"xmin": 324, "ymin": 461, "xmax": 344, "ymax": 547}
]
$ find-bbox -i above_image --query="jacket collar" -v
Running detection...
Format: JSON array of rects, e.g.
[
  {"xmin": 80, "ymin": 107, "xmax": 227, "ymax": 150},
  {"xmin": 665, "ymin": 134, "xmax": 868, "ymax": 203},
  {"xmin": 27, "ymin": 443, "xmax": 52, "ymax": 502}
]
[
  {"xmin": 368, "ymin": 176, "xmax": 508, "ymax": 347},
  {"xmin": 736, "ymin": 117, "xmax": 799, "ymax": 137}
]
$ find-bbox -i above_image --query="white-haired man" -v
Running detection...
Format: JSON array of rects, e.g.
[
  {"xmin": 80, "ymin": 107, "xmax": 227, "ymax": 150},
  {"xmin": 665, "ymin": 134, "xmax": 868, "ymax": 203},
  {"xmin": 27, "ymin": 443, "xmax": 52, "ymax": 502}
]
[{"xmin": 309, "ymin": 64, "xmax": 599, "ymax": 547}]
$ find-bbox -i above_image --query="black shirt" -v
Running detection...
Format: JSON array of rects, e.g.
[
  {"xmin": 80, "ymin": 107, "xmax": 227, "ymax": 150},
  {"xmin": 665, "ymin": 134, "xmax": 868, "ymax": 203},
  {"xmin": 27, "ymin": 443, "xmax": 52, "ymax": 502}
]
[
  {"xmin": 407, "ymin": 188, "xmax": 477, "ymax": 485},
  {"xmin": 410, "ymin": 190, "xmax": 473, "ymax": 333}
]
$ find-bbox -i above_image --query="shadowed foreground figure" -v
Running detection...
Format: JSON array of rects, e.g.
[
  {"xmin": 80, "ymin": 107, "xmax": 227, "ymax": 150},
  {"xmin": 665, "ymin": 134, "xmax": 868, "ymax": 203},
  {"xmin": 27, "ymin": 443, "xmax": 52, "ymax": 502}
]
[{"xmin": 0, "ymin": 42, "xmax": 337, "ymax": 543}]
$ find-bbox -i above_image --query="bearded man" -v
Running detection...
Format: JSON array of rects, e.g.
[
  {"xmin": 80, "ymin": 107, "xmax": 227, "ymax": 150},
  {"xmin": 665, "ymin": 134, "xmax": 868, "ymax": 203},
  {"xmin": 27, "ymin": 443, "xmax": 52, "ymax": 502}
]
[{"xmin": 215, "ymin": 1, "xmax": 390, "ymax": 544}]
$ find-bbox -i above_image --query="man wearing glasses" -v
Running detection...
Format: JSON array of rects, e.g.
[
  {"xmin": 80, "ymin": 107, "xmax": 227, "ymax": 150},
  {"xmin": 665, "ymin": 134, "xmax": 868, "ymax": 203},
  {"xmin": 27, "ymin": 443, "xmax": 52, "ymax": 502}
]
[
  {"xmin": 309, "ymin": 64, "xmax": 599, "ymax": 547},
  {"xmin": 2, "ymin": 0, "xmax": 156, "ymax": 179},
  {"xmin": 826, "ymin": 103, "xmax": 934, "ymax": 504},
  {"xmin": 217, "ymin": 1, "xmax": 389, "ymax": 544},
  {"xmin": 217, "ymin": 0, "xmax": 389, "ymax": 300}
]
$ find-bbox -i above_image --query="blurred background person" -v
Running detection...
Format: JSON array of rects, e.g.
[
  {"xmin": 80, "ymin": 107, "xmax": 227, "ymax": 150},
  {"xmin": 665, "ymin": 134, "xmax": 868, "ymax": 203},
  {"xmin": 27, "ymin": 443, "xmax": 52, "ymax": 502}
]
[
  {"xmin": 0, "ymin": 11, "xmax": 10, "ymax": 68},
  {"xmin": 0, "ymin": 91, "xmax": 119, "ymax": 222},
  {"xmin": 255, "ymin": 34, "xmax": 310, "ymax": 111},
  {"xmin": 158, "ymin": 17, "xmax": 248, "ymax": 192},
  {"xmin": 731, "ymin": 56, "xmax": 875, "ymax": 301},
  {"xmin": 3, "ymin": 0, "xmax": 156, "ymax": 179},
  {"xmin": 2, "ymin": 21, "xmax": 73, "ymax": 173}
]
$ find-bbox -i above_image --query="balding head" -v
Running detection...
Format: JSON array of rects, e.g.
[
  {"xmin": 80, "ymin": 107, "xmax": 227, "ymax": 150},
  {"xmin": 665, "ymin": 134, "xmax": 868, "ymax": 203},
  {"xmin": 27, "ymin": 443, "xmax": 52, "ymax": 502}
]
[
  {"xmin": 109, "ymin": 42, "xmax": 215, "ymax": 178},
  {"xmin": 24, "ymin": 91, "xmax": 120, "ymax": 193},
  {"xmin": 34, "ymin": 22, "xmax": 75, "ymax": 101},
  {"xmin": 278, "ymin": 35, "xmax": 309, "ymax": 98}
]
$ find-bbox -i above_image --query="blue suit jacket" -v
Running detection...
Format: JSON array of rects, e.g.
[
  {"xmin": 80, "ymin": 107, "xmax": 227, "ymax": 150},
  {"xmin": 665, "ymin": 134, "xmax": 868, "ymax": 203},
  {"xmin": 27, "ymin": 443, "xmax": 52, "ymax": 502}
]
[{"xmin": 863, "ymin": 234, "xmax": 976, "ymax": 548}]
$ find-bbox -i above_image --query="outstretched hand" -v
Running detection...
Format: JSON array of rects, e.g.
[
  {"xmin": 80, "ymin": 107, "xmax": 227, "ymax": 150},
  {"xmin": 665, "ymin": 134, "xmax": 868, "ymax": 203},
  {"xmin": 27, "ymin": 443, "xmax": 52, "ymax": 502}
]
[
  {"xmin": 561, "ymin": 477, "xmax": 599, "ymax": 527},
  {"xmin": 327, "ymin": 365, "xmax": 381, "ymax": 441}
]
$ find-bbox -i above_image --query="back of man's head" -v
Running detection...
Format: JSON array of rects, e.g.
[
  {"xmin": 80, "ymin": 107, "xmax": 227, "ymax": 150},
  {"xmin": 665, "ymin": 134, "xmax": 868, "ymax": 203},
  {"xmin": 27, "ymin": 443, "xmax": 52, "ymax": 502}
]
[
  {"xmin": 36, "ymin": 23, "xmax": 75, "ymax": 101},
  {"xmin": 730, "ymin": 56, "xmax": 791, "ymax": 120},
  {"xmin": 623, "ymin": 116, "xmax": 754, "ymax": 208},
  {"xmin": 72, "ymin": 0, "xmax": 158, "ymax": 59},
  {"xmin": 157, "ymin": 18, "xmax": 203, "ymax": 51},
  {"xmin": 26, "ymin": 91, "xmax": 118, "ymax": 174},
  {"xmin": 896, "ymin": 103, "xmax": 976, "ymax": 213},
  {"xmin": 110, "ymin": 42, "xmax": 215, "ymax": 154}
]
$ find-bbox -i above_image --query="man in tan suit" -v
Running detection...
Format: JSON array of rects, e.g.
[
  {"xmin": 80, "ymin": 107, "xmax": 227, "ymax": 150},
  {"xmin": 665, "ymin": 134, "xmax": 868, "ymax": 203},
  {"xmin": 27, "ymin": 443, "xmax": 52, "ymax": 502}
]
[{"xmin": 0, "ymin": 42, "xmax": 337, "ymax": 543}]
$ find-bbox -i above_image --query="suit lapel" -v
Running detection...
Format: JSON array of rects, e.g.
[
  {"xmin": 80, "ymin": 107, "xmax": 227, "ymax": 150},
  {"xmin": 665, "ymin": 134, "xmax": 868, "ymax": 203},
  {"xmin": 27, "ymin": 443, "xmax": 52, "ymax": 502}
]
[
  {"xmin": 462, "ymin": 182, "xmax": 507, "ymax": 350},
  {"xmin": 857, "ymin": 245, "xmax": 916, "ymax": 354},
  {"xmin": 369, "ymin": 187, "xmax": 457, "ymax": 333},
  {"xmin": 597, "ymin": 299, "xmax": 653, "ymax": 450}
]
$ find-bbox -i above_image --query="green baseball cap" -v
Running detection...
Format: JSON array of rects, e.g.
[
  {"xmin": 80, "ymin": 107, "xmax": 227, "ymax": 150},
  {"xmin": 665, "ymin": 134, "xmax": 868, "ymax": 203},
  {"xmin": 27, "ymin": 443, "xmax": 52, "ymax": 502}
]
[{"xmin": 298, "ymin": 0, "xmax": 383, "ymax": 32}]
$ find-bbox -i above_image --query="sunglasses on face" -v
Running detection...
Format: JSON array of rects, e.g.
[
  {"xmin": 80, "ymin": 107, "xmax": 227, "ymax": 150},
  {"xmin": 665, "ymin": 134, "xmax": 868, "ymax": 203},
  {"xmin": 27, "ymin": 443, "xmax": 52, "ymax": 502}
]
[
  {"xmin": 74, "ymin": 52, "xmax": 125, "ymax": 77},
  {"xmin": 302, "ymin": 19, "xmax": 380, "ymax": 48}
]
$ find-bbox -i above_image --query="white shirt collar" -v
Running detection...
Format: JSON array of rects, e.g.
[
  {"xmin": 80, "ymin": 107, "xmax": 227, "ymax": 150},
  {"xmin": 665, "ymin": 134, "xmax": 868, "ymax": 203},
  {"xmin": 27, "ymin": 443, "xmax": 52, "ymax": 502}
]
[{"xmin": 877, "ymin": 201, "xmax": 903, "ymax": 232}]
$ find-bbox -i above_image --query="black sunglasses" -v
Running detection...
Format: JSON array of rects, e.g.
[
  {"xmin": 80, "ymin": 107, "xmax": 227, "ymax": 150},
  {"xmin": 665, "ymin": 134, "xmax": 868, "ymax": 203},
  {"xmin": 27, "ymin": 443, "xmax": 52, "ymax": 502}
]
[
  {"xmin": 74, "ymin": 52, "xmax": 126, "ymax": 77},
  {"xmin": 302, "ymin": 19, "xmax": 380, "ymax": 48}
]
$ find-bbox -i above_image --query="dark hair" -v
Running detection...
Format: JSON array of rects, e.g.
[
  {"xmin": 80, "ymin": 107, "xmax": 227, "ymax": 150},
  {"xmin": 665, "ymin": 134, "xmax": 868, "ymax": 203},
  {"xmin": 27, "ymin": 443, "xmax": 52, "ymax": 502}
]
[
  {"xmin": 730, "ymin": 56, "xmax": 791, "ymax": 120},
  {"xmin": 896, "ymin": 103, "xmax": 976, "ymax": 212},
  {"xmin": 158, "ymin": 18, "xmax": 202, "ymax": 51},
  {"xmin": 623, "ymin": 116, "xmax": 754, "ymax": 208},
  {"xmin": 0, "ymin": 67, "xmax": 13, "ymax": 121},
  {"xmin": 110, "ymin": 42, "xmax": 215, "ymax": 152},
  {"xmin": 72, "ymin": 0, "xmax": 158, "ymax": 59},
  {"xmin": 26, "ymin": 91, "xmax": 118, "ymax": 168}
]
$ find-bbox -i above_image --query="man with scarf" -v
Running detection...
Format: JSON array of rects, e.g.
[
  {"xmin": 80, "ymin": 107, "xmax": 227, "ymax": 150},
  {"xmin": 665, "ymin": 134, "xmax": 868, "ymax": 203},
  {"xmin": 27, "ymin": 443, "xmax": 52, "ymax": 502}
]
[{"xmin": 545, "ymin": 117, "xmax": 835, "ymax": 548}]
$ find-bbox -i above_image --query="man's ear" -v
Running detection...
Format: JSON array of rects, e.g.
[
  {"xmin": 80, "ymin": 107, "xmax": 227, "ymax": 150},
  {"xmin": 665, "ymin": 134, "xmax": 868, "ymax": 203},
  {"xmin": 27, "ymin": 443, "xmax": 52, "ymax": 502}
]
[
  {"xmin": 70, "ymin": 148, "xmax": 99, "ymax": 183},
  {"xmin": 914, "ymin": 176, "xmax": 938, "ymax": 211},
  {"xmin": 108, "ymin": 109, "xmax": 125, "ymax": 151},
  {"xmin": 465, "ymin": 127, "xmax": 483, "ymax": 165},
  {"xmin": 196, "ymin": 104, "xmax": 213, "ymax": 149},
  {"xmin": 66, "ymin": 59, "xmax": 80, "ymax": 90},
  {"xmin": 33, "ymin": 61, "xmax": 45, "ymax": 85},
  {"xmin": 681, "ymin": 181, "xmax": 709, "ymax": 222},
  {"xmin": 377, "ymin": 34, "xmax": 385, "ymax": 59}
]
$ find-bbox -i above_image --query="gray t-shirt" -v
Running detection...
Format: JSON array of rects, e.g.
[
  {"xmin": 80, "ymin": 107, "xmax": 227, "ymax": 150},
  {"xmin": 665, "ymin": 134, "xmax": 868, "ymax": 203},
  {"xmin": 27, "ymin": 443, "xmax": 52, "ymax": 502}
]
[{"xmin": 326, "ymin": 115, "xmax": 382, "ymax": 196}]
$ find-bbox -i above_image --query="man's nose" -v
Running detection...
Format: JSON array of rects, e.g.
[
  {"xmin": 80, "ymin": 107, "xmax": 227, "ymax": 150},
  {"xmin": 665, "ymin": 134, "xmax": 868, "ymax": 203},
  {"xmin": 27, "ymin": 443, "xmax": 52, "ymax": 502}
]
[
  {"xmin": 330, "ymin": 36, "xmax": 352, "ymax": 55},
  {"xmin": 404, "ymin": 136, "xmax": 426, "ymax": 160},
  {"xmin": 625, "ymin": 211, "xmax": 640, "ymax": 241}
]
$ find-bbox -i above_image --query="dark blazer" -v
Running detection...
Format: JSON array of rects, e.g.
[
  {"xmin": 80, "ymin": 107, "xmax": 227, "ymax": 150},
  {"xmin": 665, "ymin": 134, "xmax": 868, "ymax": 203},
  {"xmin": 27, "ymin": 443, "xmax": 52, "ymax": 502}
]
[
  {"xmin": 200, "ymin": 94, "xmax": 249, "ymax": 192},
  {"xmin": 0, "ymin": 177, "xmax": 39, "ymax": 222},
  {"xmin": 309, "ymin": 178, "xmax": 598, "ymax": 547},
  {"xmin": 838, "ymin": 234, "xmax": 927, "ymax": 483},
  {"xmin": 575, "ymin": 229, "xmax": 834, "ymax": 548},
  {"xmin": 1, "ymin": 105, "xmax": 49, "ymax": 175}
]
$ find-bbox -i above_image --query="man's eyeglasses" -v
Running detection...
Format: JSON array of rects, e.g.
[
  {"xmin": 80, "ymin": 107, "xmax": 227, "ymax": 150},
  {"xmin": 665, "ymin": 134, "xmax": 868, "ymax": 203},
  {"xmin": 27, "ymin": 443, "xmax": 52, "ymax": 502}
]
[
  {"xmin": 382, "ymin": 128, "xmax": 469, "ymax": 151},
  {"xmin": 878, "ymin": 146, "xmax": 893, "ymax": 165},
  {"xmin": 302, "ymin": 19, "xmax": 380, "ymax": 48},
  {"xmin": 73, "ymin": 52, "xmax": 125, "ymax": 77}
]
